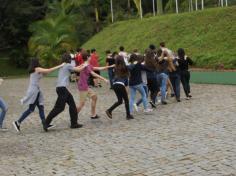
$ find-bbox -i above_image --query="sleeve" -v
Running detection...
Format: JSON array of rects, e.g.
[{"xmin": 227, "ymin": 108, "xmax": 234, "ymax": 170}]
[
  {"xmin": 67, "ymin": 64, "xmax": 74, "ymax": 71},
  {"xmin": 124, "ymin": 78, "xmax": 128, "ymax": 86}
]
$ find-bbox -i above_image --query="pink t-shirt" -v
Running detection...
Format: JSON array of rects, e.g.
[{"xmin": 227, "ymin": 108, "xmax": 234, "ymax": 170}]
[{"xmin": 78, "ymin": 65, "xmax": 93, "ymax": 91}]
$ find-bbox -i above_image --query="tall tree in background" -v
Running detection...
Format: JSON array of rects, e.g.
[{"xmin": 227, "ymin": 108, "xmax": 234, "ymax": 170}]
[
  {"xmin": 133, "ymin": 0, "xmax": 143, "ymax": 19},
  {"xmin": 157, "ymin": 0, "xmax": 163, "ymax": 14}
]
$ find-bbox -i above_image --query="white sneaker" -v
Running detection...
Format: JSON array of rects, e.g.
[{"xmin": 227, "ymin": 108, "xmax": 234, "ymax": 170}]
[
  {"xmin": 133, "ymin": 104, "xmax": 139, "ymax": 112},
  {"xmin": 20, "ymin": 99, "xmax": 24, "ymax": 105},
  {"xmin": 144, "ymin": 108, "xmax": 153, "ymax": 113},
  {"xmin": 0, "ymin": 127, "xmax": 8, "ymax": 132}
]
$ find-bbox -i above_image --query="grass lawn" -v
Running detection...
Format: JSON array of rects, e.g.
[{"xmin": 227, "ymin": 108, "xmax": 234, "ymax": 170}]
[{"xmin": 83, "ymin": 6, "xmax": 236, "ymax": 69}]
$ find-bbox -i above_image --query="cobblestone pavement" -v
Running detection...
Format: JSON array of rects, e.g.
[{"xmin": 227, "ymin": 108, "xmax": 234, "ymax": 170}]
[{"xmin": 0, "ymin": 78, "xmax": 236, "ymax": 176}]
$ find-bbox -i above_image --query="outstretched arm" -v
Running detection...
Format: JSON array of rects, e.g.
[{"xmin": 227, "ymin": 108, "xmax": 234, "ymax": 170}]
[
  {"xmin": 91, "ymin": 71, "xmax": 108, "ymax": 83},
  {"xmin": 93, "ymin": 65, "xmax": 114, "ymax": 71},
  {"xmin": 72, "ymin": 64, "xmax": 87, "ymax": 72},
  {"xmin": 35, "ymin": 63, "xmax": 65, "ymax": 74}
]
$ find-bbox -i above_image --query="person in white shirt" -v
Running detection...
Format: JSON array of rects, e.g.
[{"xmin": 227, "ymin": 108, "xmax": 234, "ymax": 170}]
[{"xmin": 118, "ymin": 46, "xmax": 129, "ymax": 65}]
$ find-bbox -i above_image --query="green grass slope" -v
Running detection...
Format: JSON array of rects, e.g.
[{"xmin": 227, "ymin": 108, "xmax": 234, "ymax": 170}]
[{"xmin": 83, "ymin": 7, "xmax": 236, "ymax": 69}]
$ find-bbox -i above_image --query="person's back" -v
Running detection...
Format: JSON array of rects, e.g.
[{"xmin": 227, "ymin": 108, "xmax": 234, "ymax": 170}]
[
  {"xmin": 57, "ymin": 63, "xmax": 73, "ymax": 87},
  {"xmin": 78, "ymin": 65, "xmax": 93, "ymax": 91},
  {"xmin": 128, "ymin": 63, "xmax": 143, "ymax": 86}
]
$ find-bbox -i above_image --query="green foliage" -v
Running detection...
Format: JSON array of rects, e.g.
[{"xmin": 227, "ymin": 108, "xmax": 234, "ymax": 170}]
[
  {"xmin": 28, "ymin": 0, "xmax": 80, "ymax": 66},
  {"xmin": 83, "ymin": 7, "xmax": 236, "ymax": 68}
]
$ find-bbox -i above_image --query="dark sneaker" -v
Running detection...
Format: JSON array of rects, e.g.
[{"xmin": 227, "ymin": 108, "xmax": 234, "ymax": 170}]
[
  {"xmin": 70, "ymin": 124, "xmax": 83, "ymax": 129},
  {"xmin": 13, "ymin": 121, "xmax": 20, "ymax": 132},
  {"xmin": 47, "ymin": 124, "xmax": 56, "ymax": 129},
  {"xmin": 161, "ymin": 101, "xmax": 168, "ymax": 105},
  {"xmin": 149, "ymin": 101, "xmax": 157, "ymax": 108},
  {"xmin": 188, "ymin": 94, "xmax": 192, "ymax": 98},
  {"xmin": 126, "ymin": 115, "xmax": 134, "ymax": 120},
  {"xmin": 171, "ymin": 93, "xmax": 175, "ymax": 97},
  {"xmin": 177, "ymin": 99, "xmax": 181, "ymax": 102},
  {"xmin": 91, "ymin": 115, "xmax": 100, "ymax": 119},
  {"xmin": 105, "ymin": 110, "xmax": 112, "ymax": 119}
]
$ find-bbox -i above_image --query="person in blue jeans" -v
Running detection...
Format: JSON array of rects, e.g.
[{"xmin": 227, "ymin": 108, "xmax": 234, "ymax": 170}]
[
  {"xmin": 128, "ymin": 54, "xmax": 153, "ymax": 114},
  {"xmin": 167, "ymin": 55, "xmax": 181, "ymax": 102},
  {"xmin": 156, "ymin": 49, "xmax": 169, "ymax": 104},
  {"xmin": 0, "ymin": 78, "xmax": 8, "ymax": 131},
  {"xmin": 13, "ymin": 58, "xmax": 65, "ymax": 132}
]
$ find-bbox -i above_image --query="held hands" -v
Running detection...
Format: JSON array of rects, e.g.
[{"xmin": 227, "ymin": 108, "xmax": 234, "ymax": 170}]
[{"xmin": 61, "ymin": 62, "xmax": 66, "ymax": 67}]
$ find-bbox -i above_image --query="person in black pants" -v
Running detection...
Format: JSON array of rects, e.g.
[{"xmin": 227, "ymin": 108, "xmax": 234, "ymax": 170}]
[
  {"xmin": 177, "ymin": 48, "xmax": 193, "ymax": 99},
  {"xmin": 44, "ymin": 53, "xmax": 86, "ymax": 131},
  {"xmin": 105, "ymin": 55, "xmax": 134, "ymax": 120}
]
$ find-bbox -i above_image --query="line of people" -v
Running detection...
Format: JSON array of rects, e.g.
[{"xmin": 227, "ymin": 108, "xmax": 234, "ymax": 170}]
[{"xmin": 0, "ymin": 42, "xmax": 193, "ymax": 132}]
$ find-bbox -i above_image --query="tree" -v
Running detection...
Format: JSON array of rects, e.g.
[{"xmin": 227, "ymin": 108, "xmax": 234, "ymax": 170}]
[
  {"xmin": 28, "ymin": 1, "xmax": 79, "ymax": 66},
  {"xmin": 157, "ymin": 0, "xmax": 163, "ymax": 14}
]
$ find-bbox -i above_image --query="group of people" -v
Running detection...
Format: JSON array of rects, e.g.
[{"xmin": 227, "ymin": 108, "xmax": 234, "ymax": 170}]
[{"xmin": 0, "ymin": 42, "xmax": 193, "ymax": 132}]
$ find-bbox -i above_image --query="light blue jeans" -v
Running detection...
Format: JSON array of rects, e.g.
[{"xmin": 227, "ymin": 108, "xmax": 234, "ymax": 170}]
[
  {"xmin": 156, "ymin": 73, "xmax": 168, "ymax": 102},
  {"xmin": 129, "ymin": 83, "xmax": 148, "ymax": 113},
  {"xmin": 0, "ymin": 97, "xmax": 8, "ymax": 127}
]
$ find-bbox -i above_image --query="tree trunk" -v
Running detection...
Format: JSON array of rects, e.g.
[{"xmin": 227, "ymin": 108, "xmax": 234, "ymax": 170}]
[
  {"xmin": 225, "ymin": 0, "xmax": 228, "ymax": 6},
  {"xmin": 195, "ymin": 0, "xmax": 198, "ymax": 10},
  {"xmin": 94, "ymin": 1, "xmax": 100, "ymax": 32},
  {"xmin": 175, "ymin": 0, "xmax": 179, "ymax": 14},
  {"xmin": 152, "ymin": 0, "xmax": 156, "ymax": 16},
  {"xmin": 157, "ymin": 0, "xmax": 163, "ymax": 14},
  {"xmin": 201, "ymin": 0, "xmax": 204, "ymax": 9},
  {"xmin": 140, "ymin": 0, "xmax": 143, "ymax": 19},
  {"xmin": 110, "ymin": 0, "xmax": 114, "ymax": 23},
  {"xmin": 128, "ymin": 0, "xmax": 131, "ymax": 17}
]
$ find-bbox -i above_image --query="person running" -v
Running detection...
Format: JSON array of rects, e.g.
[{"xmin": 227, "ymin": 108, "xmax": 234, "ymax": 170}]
[
  {"xmin": 105, "ymin": 50, "xmax": 115, "ymax": 89},
  {"xmin": 0, "ymin": 78, "xmax": 8, "ymax": 131},
  {"xmin": 128, "ymin": 54, "xmax": 153, "ymax": 114},
  {"xmin": 145, "ymin": 50, "xmax": 159, "ymax": 108},
  {"xmin": 106, "ymin": 55, "xmax": 134, "ymax": 120},
  {"xmin": 156, "ymin": 49, "xmax": 169, "ymax": 105},
  {"xmin": 167, "ymin": 52, "xmax": 181, "ymax": 102},
  {"xmin": 13, "ymin": 58, "xmax": 65, "ymax": 132},
  {"xmin": 177, "ymin": 48, "xmax": 193, "ymax": 99},
  {"xmin": 43, "ymin": 53, "xmax": 87, "ymax": 132},
  {"xmin": 135, "ymin": 55, "xmax": 149, "ymax": 111},
  {"xmin": 76, "ymin": 52, "xmax": 110, "ymax": 119}
]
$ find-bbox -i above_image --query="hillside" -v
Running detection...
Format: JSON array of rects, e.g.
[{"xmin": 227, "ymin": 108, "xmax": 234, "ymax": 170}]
[{"xmin": 83, "ymin": 6, "xmax": 236, "ymax": 69}]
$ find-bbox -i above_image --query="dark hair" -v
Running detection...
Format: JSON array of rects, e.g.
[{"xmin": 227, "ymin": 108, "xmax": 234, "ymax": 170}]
[
  {"xmin": 160, "ymin": 42, "xmax": 165, "ymax": 47},
  {"xmin": 149, "ymin": 44, "xmax": 156, "ymax": 50},
  {"xmin": 61, "ymin": 53, "xmax": 72, "ymax": 63},
  {"xmin": 156, "ymin": 49, "xmax": 163, "ymax": 57},
  {"xmin": 28, "ymin": 58, "xmax": 41, "ymax": 74},
  {"xmin": 129, "ymin": 54, "xmax": 137, "ymax": 63},
  {"xmin": 76, "ymin": 48, "xmax": 82, "ymax": 52},
  {"xmin": 114, "ymin": 55, "xmax": 129, "ymax": 78},
  {"xmin": 82, "ymin": 51, "xmax": 89, "ymax": 62},
  {"xmin": 111, "ymin": 51, "xmax": 118, "ymax": 58},
  {"xmin": 133, "ymin": 48, "xmax": 138, "ymax": 53},
  {"xmin": 119, "ymin": 46, "xmax": 124, "ymax": 51},
  {"xmin": 137, "ymin": 55, "xmax": 144, "ymax": 63},
  {"xmin": 91, "ymin": 48, "xmax": 96, "ymax": 53},
  {"xmin": 177, "ymin": 48, "xmax": 185, "ymax": 59},
  {"xmin": 106, "ymin": 50, "xmax": 111, "ymax": 54},
  {"xmin": 144, "ymin": 51, "xmax": 157, "ymax": 70}
]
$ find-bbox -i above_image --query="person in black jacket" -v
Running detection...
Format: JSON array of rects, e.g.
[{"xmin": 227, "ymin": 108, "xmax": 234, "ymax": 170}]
[{"xmin": 177, "ymin": 48, "xmax": 193, "ymax": 99}]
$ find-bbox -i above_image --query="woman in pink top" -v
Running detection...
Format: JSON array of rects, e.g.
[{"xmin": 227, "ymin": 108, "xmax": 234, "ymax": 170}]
[{"xmin": 77, "ymin": 51, "xmax": 112, "ymax": 119}]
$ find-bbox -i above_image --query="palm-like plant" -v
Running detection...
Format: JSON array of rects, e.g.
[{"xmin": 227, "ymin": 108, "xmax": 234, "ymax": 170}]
[{"xmin": 28, "ymin": 14, "xmax": 77, "ymax": 66}]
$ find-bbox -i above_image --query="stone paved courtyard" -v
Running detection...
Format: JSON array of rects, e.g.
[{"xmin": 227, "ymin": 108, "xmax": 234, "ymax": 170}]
[{"xmin": 0, "ymin": 78, "xmax": 236, "ymax": 176}]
